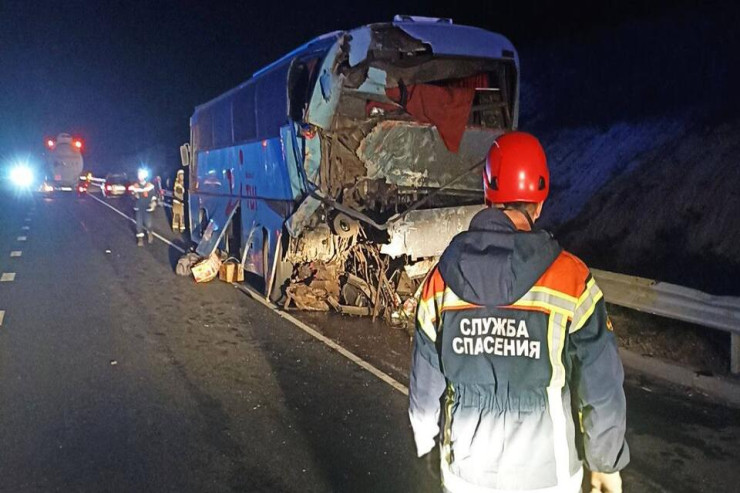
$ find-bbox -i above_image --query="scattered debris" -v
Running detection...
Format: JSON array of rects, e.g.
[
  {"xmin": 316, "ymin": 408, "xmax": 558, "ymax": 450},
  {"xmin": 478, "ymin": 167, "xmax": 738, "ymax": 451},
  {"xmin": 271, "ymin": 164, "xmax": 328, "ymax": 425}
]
[
  {"xmin": 175, "ymin": 252, "xmax": 202, "ymax": 277},
  {"xmin": 191, "ymin": 253, "xmax": 222, "ymax": 283},
  {"xmin": 110, "ymin": 360, "xmax": 118, "ymax": 366},
  {"xmin": 105, "ymin": 249, "xmax": 111, "ymax": 254},
  {"xmin": 283, "ymin": 240, "xmax": 421, "ymax": 329},
  {"xmin": 219, "ymin": 258, "xmax": 244, "ymax": 283}
]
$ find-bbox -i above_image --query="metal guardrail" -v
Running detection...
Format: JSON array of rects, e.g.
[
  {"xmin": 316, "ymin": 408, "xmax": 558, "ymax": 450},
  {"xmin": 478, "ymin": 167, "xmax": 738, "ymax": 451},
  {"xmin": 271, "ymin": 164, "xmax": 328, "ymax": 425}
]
[{"xmin": 592, "ymin": 269, "xmax": 740, "ymax": 374}]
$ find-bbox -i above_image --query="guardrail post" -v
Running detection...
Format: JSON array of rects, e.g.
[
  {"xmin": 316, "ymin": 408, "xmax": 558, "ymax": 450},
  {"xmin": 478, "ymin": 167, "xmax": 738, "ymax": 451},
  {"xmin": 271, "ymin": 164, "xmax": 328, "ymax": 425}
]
[{"xmin": 732, "ymin": 333, "xmax": 740, "ymax": 375}]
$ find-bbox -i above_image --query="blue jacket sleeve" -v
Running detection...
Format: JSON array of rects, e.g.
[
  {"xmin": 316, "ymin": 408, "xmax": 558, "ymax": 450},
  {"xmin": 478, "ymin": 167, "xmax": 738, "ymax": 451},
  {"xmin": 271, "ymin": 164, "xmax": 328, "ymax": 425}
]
[
  {"xmin": 408, "ymin": 273, "xmax": 446, "ymax": 457},
  {"xmin": 568, "ymin": 278, "xmax": 630, "ymax": 473}
]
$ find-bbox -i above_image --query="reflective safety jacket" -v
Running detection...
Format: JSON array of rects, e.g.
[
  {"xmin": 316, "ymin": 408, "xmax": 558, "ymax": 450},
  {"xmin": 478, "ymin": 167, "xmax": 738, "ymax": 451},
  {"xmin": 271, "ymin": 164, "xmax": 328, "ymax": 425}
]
[
  {"xmin": 130, "ymin": 181, "xmax": 156, "ymax": 212},
  {"xmin": 173, "ymin": 182, "xmax": 185, "ymax": 204},
  {"xmin": 409, "ymin": 207, "xmax": 629, "ymax": 493}
]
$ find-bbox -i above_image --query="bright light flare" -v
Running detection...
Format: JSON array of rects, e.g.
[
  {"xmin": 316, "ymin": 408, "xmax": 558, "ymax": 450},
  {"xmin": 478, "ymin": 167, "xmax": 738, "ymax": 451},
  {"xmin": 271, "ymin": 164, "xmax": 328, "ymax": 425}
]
[
  {"xmin": 137, "ymin": 168, "xmax": 149, "ymax": 181},
  {"xmin": 74, "ymin": 140, "xmax": 83, "ymax": 149},
  {"xmin": 10, "ymin": 165, "xmax": 34, "ymax": 188},
  {"xmin": 46, "ymin": 139, "xmax": 55, "ymax": 149}
]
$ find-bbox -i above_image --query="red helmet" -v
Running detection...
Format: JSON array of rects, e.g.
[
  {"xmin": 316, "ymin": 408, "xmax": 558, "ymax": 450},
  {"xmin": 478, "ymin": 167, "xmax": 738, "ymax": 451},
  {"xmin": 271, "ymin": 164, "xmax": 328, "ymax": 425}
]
[{"xmin": 483, "ymin": 131, "xmax": 549, "ymax": 204}]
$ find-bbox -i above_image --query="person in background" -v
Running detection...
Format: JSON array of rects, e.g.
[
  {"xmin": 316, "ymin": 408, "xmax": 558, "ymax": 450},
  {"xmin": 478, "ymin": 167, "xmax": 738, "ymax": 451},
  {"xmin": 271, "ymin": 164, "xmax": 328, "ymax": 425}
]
[
  {"xmin": 409, "ymin": 131, "xmax": 629, "ymax": 493},
  {"xmin": 172, "ymin": 169, "xmax": 186, "ymax": 233},
  {"xmin": 130, "ymin": 169, "xmax": 157, "ymax": 246},
  {"xmin": 154, "ymin": 175, "xmax": 165, "ymax": 202}
]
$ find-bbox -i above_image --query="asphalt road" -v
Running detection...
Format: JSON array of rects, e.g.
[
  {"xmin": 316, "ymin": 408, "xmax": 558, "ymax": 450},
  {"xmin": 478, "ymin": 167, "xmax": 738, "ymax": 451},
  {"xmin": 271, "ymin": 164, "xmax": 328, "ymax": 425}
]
[{"xmin": 0, "ymin": 188, "xmax": 739, "ymax": 493}]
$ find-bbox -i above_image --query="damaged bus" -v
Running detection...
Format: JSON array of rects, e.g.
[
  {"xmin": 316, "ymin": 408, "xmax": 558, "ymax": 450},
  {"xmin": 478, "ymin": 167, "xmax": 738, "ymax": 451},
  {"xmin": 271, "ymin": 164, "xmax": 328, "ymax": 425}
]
[{"xmin": 181, "ymin": 15, "xmax": 519, "ymax": 325}]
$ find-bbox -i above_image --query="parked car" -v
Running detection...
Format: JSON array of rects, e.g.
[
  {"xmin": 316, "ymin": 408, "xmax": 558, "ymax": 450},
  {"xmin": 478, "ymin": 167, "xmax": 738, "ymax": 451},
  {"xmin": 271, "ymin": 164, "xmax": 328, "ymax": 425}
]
[{"xmin": 101, "ymin": 173, "xmax": 129, "ymax": 198}]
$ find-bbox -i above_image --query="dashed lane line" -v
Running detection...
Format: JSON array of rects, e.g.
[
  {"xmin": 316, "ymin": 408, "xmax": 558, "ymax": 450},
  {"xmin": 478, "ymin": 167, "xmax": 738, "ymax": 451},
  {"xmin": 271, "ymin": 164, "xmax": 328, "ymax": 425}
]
[
  {"xmin": 21, "ymin": 226, "xmax": 29, "ymax": 230},
  {"xmin": 10, "ymin": 251, "xmax": 22, "ymax": 257},
  {"xmin": 0, "ymin": 310, "xmax": 4, "ymax": 326},
  {"xmin": 89, "ymin": 194, "xmax": 409, "ymax": 396},
  {"xmin": 17, "ymin": 236, "xmax": 27, "ymax": 241},
  {"xmin": 1, "ymin": 273, "xmax": 16, "ymax": 282}
]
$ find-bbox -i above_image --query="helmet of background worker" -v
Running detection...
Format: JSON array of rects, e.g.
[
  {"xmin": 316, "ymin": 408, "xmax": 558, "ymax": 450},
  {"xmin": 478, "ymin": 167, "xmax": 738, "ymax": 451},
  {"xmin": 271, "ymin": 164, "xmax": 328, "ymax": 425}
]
[{"xmin": 483, "ymin": 131, "xmax": 549, "ymax": 205}]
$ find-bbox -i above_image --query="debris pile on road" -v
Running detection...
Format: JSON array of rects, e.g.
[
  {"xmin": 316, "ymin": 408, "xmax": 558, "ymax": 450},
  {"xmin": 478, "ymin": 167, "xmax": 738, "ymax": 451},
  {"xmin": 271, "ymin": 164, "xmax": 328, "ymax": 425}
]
[{"xmin": 283, "ymin": 241, "xmax": 419, "ymax": 330}]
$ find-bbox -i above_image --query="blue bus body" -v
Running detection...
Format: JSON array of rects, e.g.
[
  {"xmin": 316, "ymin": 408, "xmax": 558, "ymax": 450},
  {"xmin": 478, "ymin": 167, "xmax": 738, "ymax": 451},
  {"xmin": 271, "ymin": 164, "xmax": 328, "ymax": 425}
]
[{"xmin": 183, "ymin": 16, "xmax": 519, "ymax": 314}]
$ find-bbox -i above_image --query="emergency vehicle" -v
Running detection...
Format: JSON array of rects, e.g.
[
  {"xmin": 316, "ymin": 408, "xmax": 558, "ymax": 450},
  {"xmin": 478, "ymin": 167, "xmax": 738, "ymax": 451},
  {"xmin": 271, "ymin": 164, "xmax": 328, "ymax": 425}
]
[{"xmin": 45, "ymin": 133, "xmax": 84, "ymax": 190}]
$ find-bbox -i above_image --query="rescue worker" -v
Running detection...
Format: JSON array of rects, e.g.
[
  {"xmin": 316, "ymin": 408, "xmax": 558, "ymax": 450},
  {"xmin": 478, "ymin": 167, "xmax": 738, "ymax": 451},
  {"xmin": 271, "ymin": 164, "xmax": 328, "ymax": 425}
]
[
  {"xmin": 172, "ymin": 169, "xmax": 186, "ymax": 233},
  {"xmin": 409, "ymin": 132, "xmax": 629, "ymax": 493},
  {"xmin": 130, "ymin": 168, "xmax": 157, "ymax": 246}
]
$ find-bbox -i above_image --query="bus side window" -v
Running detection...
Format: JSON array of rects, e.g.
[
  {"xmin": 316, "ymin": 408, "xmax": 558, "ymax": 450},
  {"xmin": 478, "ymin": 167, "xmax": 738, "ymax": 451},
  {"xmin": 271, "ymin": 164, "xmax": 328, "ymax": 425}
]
[
  {"xmin": 256, "ymin": 64, "xmax": 290, "ymax": 139},
  {"xmin": 288, "ymin": 61, "xmax": 309, "ymax": 122},
  {"xmin": 234, "ymin": 84, "xmax": 256, "ymax": 142},
  {"xmin": 213, "ymin": 97, "xmax": 233, "ymax": 148},
  {"xmin": 193, "ymin": 108, "xmax": 213, "ymax": 150},
  {"xmin": 288, "ymin": 57, "xmax": 321, "ymax": 123}
]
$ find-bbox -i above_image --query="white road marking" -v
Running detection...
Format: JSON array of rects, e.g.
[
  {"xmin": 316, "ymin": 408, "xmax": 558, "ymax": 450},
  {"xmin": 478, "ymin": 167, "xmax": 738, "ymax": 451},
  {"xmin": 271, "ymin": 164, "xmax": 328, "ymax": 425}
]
[
  {"xmin": 0, "ymin": 310, "xmax": 4, "ymax": 326},
  {"xmin": 88, "ymin": 194, "xmax": 185, "ymax": 253},
  {"xmin": 10, "ymin": 251, "xmax": 22, "ymax": 257},
  {"xmin": 17, "ymin": 236, "xmax": 27, "ymax": 241},
  {"xmin": 235, "ymin": 284, "xmax": 410, "ymax": 396},
  {"xmin": 1, "ymin": 273, "xmax": 16, "ymax": 282},
  {"xmin": 24, "ymin": 218, "xmax": 31, "ymax": 222},
  {"xmin": 89, "ymin": 194, "xmax": 408, "ymax": 395},
  {"xmin": 21, "ymin": 226, "xmax": 30, "ymax": 230}
]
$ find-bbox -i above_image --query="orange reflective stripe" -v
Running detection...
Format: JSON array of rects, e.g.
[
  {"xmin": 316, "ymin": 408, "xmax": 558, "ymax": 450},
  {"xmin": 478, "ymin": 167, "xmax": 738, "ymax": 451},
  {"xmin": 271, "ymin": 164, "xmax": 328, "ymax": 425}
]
[
  {"xmin": 416, "ymin": 267, "xmax": 447, "ymax": 342},
  {"xmin": 534, "ymin": 251, "xmax": 589, "ymax": 299}
]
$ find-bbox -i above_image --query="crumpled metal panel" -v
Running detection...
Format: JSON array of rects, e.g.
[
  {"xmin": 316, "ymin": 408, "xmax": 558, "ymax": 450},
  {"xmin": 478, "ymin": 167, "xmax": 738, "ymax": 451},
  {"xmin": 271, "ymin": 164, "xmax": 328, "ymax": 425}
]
[
  {"xmin": 285, "ymin": 196, "xmax": 322, "ymax": 238},
  {"xmin": 355, "ymin": 67, "xmax": 388, "ymax": 96},
  {"xmin": 286, "ymin": 224, "xmax": 336, "ymax": 264},
  {"xmin": 381, "ymin": 204, "xmax": 485, "ymax": 259},
  {"xmin": 358, "ymin": 121, "xmax": 502, "ymax": 189},
  {"xmin": 394, "ymin": 22, "xmax": 518, "ymax": 64},
  {"xmin": 303, "ymin": 131, "xmax": 322, "ymax": 184},
  {"xmin": 280, "ymin": 124, "xmax": 304, "ymax": 199},
  {"xmin": 348, "ymin": 27, "xmax": 372, "ymax": 67},
  {"xmin": 195, "ymin": 197, "xmax": 240, "ymax": 257},
  {"xmin": 306, "ymin": 42, "xmax": 343, "ymax": 130}
]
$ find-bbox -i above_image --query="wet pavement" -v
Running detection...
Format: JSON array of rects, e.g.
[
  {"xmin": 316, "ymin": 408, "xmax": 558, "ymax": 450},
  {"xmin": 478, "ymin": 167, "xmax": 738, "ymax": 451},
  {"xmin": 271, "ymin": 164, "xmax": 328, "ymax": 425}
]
[{"xmin": 0, "ymin": 188, "xmax": 739, "ymax": 492}]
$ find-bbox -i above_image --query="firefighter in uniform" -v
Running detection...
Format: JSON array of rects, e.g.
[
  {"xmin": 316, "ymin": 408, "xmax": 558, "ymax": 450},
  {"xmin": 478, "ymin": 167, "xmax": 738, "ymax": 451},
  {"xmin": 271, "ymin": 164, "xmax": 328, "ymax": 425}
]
[
  {"xmin": 172, "ymin": 169, "xmax": 185, "ymax": 232},
  {"xmin": 409, "ymin": 132, "xmax": 629, "ymax": 493},
  {"xmin": 130, "ymin": 169, "xmax": 157, "ymax": 246}
]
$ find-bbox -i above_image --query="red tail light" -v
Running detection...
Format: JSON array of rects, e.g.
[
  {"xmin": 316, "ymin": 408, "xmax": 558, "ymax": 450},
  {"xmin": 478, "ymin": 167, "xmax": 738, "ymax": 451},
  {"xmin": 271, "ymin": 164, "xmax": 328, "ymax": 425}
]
[
  {"xmin": 106, "ymin": 185, "xmax": 112, "ymax": 191},
  {"xmin": 74, "ymin": 140, "xmax": 83, "ymax": 150},
  {"xmin": 46, "ymin": 139, "xmax": 55, "ymax": 149}
]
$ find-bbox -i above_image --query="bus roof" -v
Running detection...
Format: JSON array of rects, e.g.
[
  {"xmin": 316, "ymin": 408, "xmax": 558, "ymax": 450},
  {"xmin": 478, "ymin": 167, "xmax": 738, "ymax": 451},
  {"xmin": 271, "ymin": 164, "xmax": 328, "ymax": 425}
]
[
  {"xmin": 390, "ymin": 20, "xmax": 517, "ymax": 63},
  {"xmin": 193, "ymin": 18, "xmax": 517, "ymax": 115}
]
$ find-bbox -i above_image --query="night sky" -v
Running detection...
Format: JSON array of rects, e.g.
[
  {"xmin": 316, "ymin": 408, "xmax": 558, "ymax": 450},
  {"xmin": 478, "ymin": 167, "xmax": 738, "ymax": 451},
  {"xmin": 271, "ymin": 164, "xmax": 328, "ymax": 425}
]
[{"xmin": 0, "ymin": 0, "xmax": 708, "ymax": 173}]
